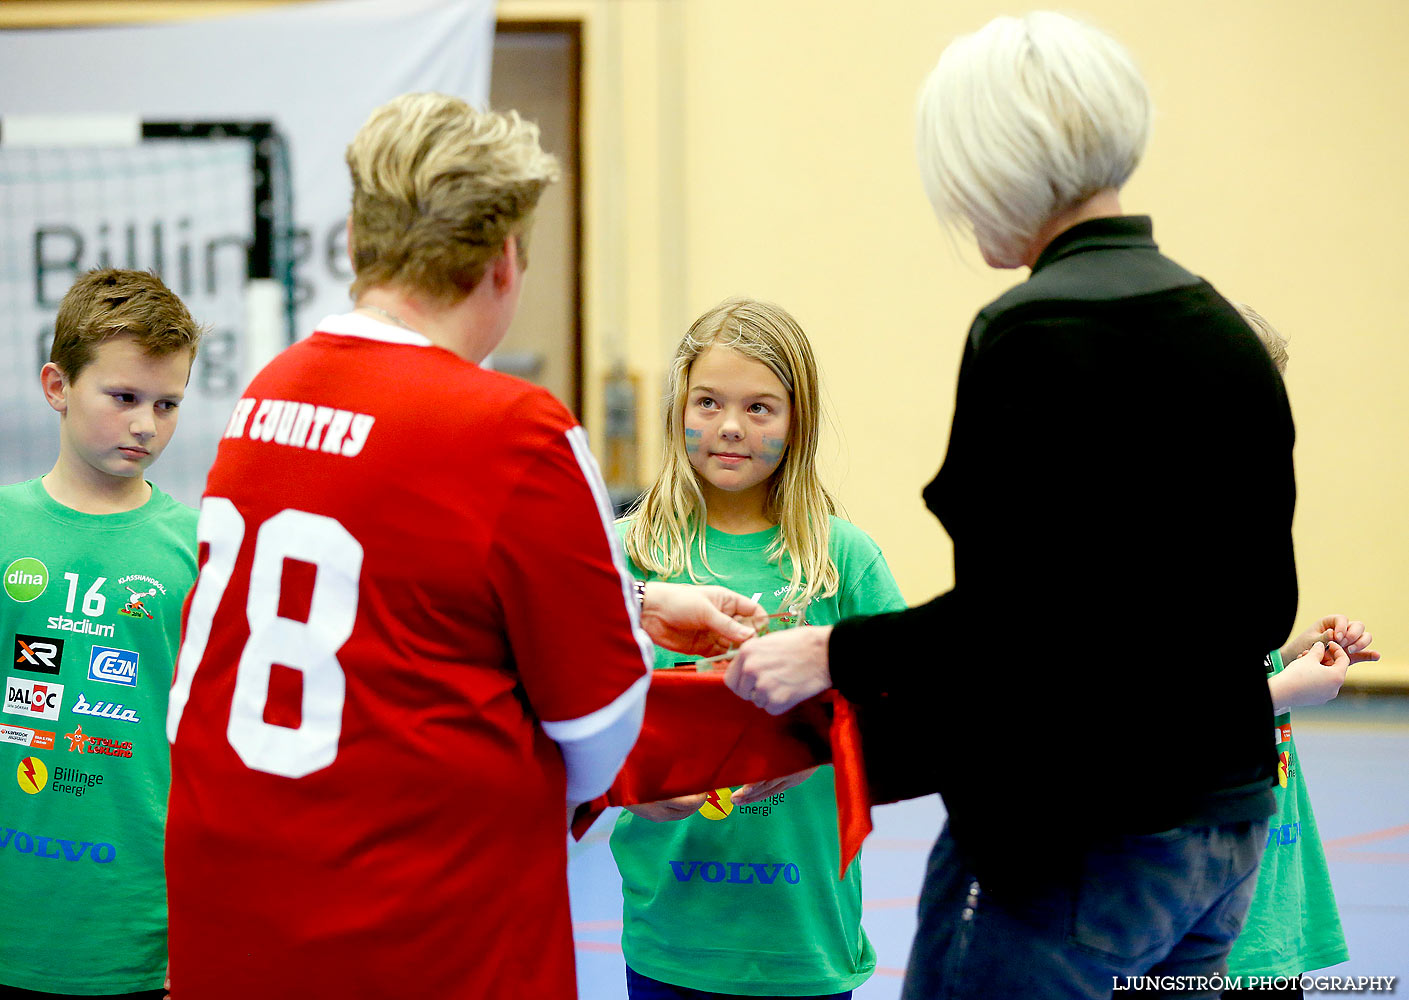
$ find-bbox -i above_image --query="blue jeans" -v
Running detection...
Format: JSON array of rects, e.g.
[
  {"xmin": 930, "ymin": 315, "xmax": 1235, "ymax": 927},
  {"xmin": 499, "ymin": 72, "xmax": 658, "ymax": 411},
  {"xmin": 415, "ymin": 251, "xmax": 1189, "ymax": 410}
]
[
  {"xmin": 902, "ymin": 820, "xmax": 1267, "ymax": 1000},
  {"xmin": 626, "ymin": 966, "xmax": 852, "ymax": 1000}
]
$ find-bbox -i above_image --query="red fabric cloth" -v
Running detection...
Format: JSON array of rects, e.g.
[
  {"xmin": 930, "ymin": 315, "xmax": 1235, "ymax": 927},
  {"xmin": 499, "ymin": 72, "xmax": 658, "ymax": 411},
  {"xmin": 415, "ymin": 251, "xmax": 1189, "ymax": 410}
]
[{"xmin": 572, "ymin": 669, "xmax": 893, "ymax": 879}]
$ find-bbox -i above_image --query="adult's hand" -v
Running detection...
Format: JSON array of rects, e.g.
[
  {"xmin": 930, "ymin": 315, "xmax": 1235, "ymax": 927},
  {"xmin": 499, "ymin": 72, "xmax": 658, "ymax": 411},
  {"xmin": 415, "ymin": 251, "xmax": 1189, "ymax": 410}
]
[
  {"xmin": 626, "ymin": 792, "xmax": 710, "ymax": 822},
  {"xmin": 724, "ymin": 625, "xmax": 833, "ymax": 715},
  {"xmin": 641, "ymin": 582, "xmax": 767, "ymax": 656},
  {"xmin": 732, "ymin": 767, "xmax": 819, "ymax": 804}
]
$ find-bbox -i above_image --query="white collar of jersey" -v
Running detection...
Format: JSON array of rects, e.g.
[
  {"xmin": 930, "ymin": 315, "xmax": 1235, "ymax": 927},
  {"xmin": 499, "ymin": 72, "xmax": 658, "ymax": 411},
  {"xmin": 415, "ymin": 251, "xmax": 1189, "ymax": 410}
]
[{"xmin": 316, "ymin": 312, "xmax": 433, "ymax": 347}]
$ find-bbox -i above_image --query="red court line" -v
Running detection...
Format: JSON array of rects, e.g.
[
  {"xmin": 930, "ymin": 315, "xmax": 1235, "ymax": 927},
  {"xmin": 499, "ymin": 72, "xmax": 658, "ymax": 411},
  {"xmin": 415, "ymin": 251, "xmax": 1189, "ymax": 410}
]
[
  {"xmin": 573, "ymin": 919, "xmax": 623, "ymax": 932},
  {"xmin": 1321, "ymin": 822, "xmax": 1409, "ymax": 851},
  {"xmin": 575, "ymin": 940, "xmax": 622, "ymax": 953},
  {"xmin": 1322, "ymin": 851, "xmax": 1409, "ymax": 864}
]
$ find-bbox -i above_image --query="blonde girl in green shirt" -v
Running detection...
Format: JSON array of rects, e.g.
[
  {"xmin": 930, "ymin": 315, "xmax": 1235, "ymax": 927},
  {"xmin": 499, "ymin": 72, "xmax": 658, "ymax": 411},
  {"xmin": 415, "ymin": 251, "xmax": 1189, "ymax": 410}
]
[{"xmin": 611, "ymin": 297, "xmax": 905, "ymax": 999}]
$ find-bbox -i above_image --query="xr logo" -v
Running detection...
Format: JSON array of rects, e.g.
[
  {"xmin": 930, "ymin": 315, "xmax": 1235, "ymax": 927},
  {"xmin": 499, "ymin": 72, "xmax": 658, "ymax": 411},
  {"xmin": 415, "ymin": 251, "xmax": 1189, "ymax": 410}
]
[{"xmin": 13, "ymin": 634, "xmax": 64, "ymax": 675}]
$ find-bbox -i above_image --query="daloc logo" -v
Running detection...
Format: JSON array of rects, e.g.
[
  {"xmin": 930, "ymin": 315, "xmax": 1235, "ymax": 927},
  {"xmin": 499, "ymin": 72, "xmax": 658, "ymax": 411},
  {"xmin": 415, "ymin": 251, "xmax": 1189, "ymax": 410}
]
[
  {"xmin": 87, "ymin": 646, "xmax": 139, "ymax": 687},
  {"xmin": 4, "ymin": 677, "xmax": 65, "ymax": 721}
]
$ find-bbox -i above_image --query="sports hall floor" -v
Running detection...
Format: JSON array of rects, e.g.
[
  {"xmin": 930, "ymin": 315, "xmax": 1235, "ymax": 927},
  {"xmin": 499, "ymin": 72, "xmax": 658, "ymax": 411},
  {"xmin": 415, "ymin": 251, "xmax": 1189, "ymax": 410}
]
[{"xmin": 568, "ymin": 694, "xmax": 1409, "ymax": 999}]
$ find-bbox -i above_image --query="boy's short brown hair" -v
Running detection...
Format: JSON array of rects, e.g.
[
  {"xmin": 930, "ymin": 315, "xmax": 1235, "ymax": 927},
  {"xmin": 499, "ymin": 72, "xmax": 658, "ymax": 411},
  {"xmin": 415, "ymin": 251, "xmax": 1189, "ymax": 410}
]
[
  {"xmin": 345, "ymin": 92, "xmax": 560, "ymax": 305},
  {"xmin": 51, "ymin": 268, "xmax": 203, "ymax": 381}
]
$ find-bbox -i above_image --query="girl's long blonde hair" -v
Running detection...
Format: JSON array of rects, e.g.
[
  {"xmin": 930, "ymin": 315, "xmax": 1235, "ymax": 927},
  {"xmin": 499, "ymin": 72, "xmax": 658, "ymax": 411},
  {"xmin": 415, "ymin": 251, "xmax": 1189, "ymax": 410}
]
[{"xmin": 624, "ymin": 297, "xmax": 839, "ymax": 606}]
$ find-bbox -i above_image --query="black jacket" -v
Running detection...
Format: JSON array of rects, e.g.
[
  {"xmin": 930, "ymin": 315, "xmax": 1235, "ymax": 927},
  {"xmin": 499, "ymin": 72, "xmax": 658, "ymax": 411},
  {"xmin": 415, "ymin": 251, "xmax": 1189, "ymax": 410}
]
[{"xmin": 830, "ymin": 217, "xmax": 1293, "ymax": 880}]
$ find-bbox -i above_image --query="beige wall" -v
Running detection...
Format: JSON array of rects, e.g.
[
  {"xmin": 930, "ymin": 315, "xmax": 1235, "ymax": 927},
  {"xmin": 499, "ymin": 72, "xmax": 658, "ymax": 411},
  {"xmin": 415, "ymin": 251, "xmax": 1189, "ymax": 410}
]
[
  {"xmin": 14, "ymin": 0, "xmax": 1403, "ymax": 676},
  {"xmin": 503, "ymin": 0, "xmax": 1408, "ymax": 680}
]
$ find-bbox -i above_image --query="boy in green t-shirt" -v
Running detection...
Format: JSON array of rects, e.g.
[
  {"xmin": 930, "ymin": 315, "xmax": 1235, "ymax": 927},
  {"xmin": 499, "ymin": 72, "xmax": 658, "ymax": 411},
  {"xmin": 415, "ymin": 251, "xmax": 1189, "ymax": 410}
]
[
  {"xmin": 1, "ymin": 269, "xmax": 203, "ymax": 998},
  {"xmin": 1221, "ymin": 304, "xmax": 1381, "ymax": 999}
]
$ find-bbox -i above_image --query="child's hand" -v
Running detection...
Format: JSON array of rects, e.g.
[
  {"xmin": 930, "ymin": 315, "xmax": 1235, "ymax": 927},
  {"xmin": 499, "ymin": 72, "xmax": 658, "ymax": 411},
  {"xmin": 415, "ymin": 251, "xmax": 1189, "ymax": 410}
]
[
  {"xmin": 1335, "ymin": 619, "xmax": 1380, "ymax": 664},
  {"xmin": 1282, "ymin": 614, "xmax": 1381, "ymax": 665},
  {"xmin": 1269, "ymin": 640, "xmax": 1350, "ymax": 714},
  {"xmin": 626, "ymin": 792, "xmax": 711, "ymax": 822},
  {"xmin": 732, "ymin": 767, "xmax": 819, "ymax": 804}
]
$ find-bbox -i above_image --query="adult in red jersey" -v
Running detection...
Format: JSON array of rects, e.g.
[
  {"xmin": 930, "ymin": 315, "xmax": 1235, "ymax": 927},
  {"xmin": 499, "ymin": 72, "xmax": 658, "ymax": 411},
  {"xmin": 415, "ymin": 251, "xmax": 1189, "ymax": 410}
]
[{"xmin": 165, "ymin": 92, "xmax": 763, "ymax": 1000}]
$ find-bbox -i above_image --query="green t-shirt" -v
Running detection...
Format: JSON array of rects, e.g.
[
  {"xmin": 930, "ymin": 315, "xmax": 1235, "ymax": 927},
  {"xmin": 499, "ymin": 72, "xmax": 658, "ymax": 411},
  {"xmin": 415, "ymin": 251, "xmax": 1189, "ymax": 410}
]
[
  {"xmin": 1, "ymin": 478, "xmax": 198, "ymax": 993},
  {"xmin": 1227, "ymin": 649, "xmax": 1350, "ymax": 978},
  {"xmin": 610, "ymin": 516, "xmax": 906, "ymax": 995}
]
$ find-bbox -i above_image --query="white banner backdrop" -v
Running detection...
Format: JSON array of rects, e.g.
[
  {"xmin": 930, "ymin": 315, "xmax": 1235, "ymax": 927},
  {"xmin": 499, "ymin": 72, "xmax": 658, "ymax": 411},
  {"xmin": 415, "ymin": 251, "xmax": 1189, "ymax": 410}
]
[{"xmin": 0, "ymin": 0, "xmax": 494, "ymax": 503}]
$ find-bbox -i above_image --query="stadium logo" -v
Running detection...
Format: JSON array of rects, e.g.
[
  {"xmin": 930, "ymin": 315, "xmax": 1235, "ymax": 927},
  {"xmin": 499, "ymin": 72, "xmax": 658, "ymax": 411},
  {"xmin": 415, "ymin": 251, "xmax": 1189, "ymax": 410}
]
[
  {"xmin": 1, "ymin": 724, "xmax": 56, "ymax": 750},
  {"xmin": 16, "ymin": 756, "xmax": 48, "ymax": 794},
  {"xmin": 13, "ymin": 633, "xmax": 63, "ymax": 675},
  {"xmin": 72, "ymin": 692, "xmax": 141, "ymax": 724},
  {"xmin": 4, "ymin": 558, "xmax": 48, "ymax": 603},
  {"xmin": 46, "ymin": 615, "xmax": 115, "ymax": 639},
  {"xmin": 87, "ymin": 646, "xmax": 138, "ymax": 687},
  {"xmin": 4, "ymin": 677, "xmax": 65, "ymax": 720}
]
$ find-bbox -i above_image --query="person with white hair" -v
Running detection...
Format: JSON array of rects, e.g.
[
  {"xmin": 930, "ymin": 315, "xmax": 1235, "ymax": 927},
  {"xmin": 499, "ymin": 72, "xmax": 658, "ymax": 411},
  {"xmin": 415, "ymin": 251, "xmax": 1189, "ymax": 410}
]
[{"xmin": 725, "ymin": 12, "xmax": 1297, "ymax": 998}]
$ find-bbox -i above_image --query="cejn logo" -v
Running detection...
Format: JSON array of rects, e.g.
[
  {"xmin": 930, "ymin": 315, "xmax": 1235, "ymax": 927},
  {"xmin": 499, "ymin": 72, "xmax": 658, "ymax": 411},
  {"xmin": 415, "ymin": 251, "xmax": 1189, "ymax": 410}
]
[
  {"xmin": 87, "ymin": 646, "xmax": 139, "ymax": 687},
  {"xmin": 4, "ymin": 677, "xmax": 65, "ymax": 720},
  {"xmin": 4, "ymin": 558, "xmax": 49, "ymax": 603},
  {"xmin": 13, "ymin": 633, "xmax": 64, "ymax": 675}
]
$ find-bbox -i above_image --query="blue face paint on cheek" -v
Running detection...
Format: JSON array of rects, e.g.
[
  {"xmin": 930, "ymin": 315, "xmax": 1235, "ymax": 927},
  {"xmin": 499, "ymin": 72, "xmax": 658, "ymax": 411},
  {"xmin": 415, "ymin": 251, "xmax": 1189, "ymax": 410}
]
[
  {"xmin": 759, "ymin": 435, "xmax": 787, "ymax": 469},
  {"xmin": 684, "ymin": 427, "xmax": 702, "ymax": 455}
]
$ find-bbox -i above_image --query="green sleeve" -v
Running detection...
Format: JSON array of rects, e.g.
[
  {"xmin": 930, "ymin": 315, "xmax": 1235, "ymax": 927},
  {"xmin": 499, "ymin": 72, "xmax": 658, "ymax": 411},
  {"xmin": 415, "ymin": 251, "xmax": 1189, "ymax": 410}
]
[{"xmin": 830, "ymin": 518, "xmax": 907, "ymax": 619}]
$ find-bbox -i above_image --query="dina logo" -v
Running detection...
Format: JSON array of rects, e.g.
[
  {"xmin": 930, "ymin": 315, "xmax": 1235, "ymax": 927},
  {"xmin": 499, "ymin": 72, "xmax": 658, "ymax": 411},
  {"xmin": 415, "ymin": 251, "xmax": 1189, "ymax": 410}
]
[
  {"xmin": 87, "ymin": 646, "xmax": 139, "ymax": 687},
  {"xmin": 13, "ymin": 634, "xmax": 64, "ymax": 675},
  {"xmin": 4, "ymin": 558, "xmax": 49, "ymax": 603}
]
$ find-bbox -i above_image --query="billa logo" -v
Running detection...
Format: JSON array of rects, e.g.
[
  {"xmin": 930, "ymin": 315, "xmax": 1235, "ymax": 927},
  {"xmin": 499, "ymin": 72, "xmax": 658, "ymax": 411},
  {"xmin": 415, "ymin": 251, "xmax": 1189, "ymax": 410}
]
[
  {"xmin": 17, "ymin": 756, "xmax": 48, "ymax": 794},
  {"xmin": 698, "ymin": 787, "xmax": 735, "ymax": 821},
  {"xmin": 14, "ymin": 634, "xmax": 64, "ymax": 675},
  {"xmin": 4, "ymin": 558, "xmax": 49, "ymax": 603}
]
